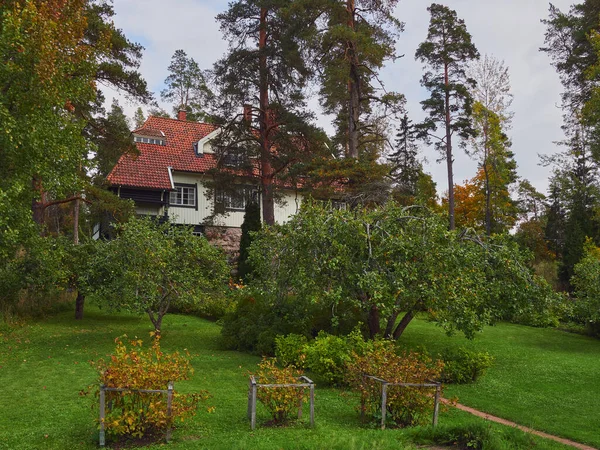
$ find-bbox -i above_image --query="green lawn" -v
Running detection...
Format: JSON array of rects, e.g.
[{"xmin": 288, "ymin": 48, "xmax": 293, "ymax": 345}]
[
  {"xmin": 399, "ymin": 318, "xmax": 600, "ymax": 448},
  {"xmin": 0, "ymin": 306, "xmax": 585, "ymax": 450}
]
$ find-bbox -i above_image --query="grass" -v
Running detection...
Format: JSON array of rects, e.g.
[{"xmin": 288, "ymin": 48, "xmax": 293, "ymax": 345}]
[
  {"xmin": 399, "ymin": 318, "xmax": 600, "ymax": 448},
  {"xmin": 0, "ymin": 305, "xmax": 584, "ymax": 450}
]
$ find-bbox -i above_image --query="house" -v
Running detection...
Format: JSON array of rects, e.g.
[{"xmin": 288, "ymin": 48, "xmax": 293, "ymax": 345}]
[{"xmin": 107, "ymin": 110, "xmax": 304, "ymax": 257}]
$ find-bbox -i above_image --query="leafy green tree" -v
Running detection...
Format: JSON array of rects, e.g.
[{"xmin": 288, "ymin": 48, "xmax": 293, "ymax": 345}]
[
  {"xmin": 238, "ymin": 201, "xmax": 261, "ymax": 282},
  {"xmin": 468, "ymin": 56, "xmax": 515, "ymax": 235},
  {"xmin": 88, "ymin": 218, "xmax": 229, "ymax": 332},
  {"xmin": 0, "ymin": 0, "xmax": 150, "ymax": 319},
  {"xmin": 470, "ymin": 103, "xmax": 518, "ymax": 234},
  {"xmin": 161, "ymin": 49, "xmax": 213, "ymax": 122},
  {"xmin": 247, "ymin": 201, "xmax": 557, "ymax": 340},
  {"xmin": 0, "ymin": 0, "xmax": 97, "ymax": 253},
  {"xmin": 415, "ymin": 3, "xmax": 480, "ymax": 229},
  {"xmin": 572, "ymin": 238, "xmax": 600, "ymax": 334}
]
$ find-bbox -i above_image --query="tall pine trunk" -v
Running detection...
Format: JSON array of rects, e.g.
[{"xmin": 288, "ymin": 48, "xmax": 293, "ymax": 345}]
[
  {"xmin": 444, "ymin": 61, "xmax": 455, "ymax": 230},
  {"xmin": 346, "ymin": 0, "xmax": 360, "ymax": 159},
  {"xmin": 259, "ymin": 7, "xmax": 275, "ymax": 225}
]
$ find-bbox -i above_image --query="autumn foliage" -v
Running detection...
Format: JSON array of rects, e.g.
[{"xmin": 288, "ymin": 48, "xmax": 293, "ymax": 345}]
[
  {"xmin": 91, "ymin": 334, "xmax": 208, "ymax": 441},
  {"xmin": 253, "ymin": 358, "xmax": 309, "ymax": 424},
  {"xmin": 346, "ymin": 340, "xmax": 444, "ymax": 427}
]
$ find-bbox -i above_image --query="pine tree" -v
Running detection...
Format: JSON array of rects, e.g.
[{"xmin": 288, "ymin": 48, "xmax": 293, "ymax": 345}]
[
  {"xmin": 212, "ymin": 0, "xmax": 328, "ymax": 225},
  {"xmin": 94, "ymin": 99, "xmax": 135, "ymax": 181},
  {"xmin": 161, "ymin": 49, "xmax": 213, "ymax": 122},
  {"xmin": 133, "ymin": 107, "xmax": 146, "ymax": 129},
  {"xmin": 311, "ymin": 0, "xmax": 404, "ymax": 160},
  {"xmin": 415, "ymin": 3, "xmax": 480, "ymax": 229},
  {"xmin": 389, "ymin": 114, "xmax": 422, "ymax": 203},
  {"xmin": 544, "ymin": 116, "xmax": 600, "ymax": 288}
]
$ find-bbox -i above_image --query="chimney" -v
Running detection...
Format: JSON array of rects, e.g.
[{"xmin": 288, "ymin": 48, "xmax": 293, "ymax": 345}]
[
  {"xmin": 243, "ymin": 104, "xmax": 252, "ymax": 123},
  {"xmin": 177, "ymin": 109, "xmax": 187, "ymax": 121}
]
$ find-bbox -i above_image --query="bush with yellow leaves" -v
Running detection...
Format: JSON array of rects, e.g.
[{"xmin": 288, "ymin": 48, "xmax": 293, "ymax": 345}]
[
  {"xmin": 253, "ymin": 357, "xmax": 309, "ymax": 424},
  {"xmin": 91, "ymin": 334, "xmax": 209, "ymax": 441}
]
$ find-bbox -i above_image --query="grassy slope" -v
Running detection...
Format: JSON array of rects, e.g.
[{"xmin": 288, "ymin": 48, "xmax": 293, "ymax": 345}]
[
  {"xmin": 0, "ymin": 307, "xmax": 578, "ymax": 450},
  {"xmin": 400, "ymin": 318, "xmax": 600, "ymax": 448}
]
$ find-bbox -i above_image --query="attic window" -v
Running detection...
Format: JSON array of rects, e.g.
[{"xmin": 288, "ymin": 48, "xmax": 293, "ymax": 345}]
[{"xmin": 134, "ymin": 136, "xmax": 165, "ymax": 145}]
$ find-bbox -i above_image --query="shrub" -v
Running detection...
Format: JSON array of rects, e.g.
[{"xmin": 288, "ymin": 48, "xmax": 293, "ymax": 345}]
[
  {"xmin": 253, "ymin": 357, "xmax": 309, "ymax": 424},
  {"xmin": 347, "ymin": 340, "xmax": 444, "ymax": 427},
  {"xmin": 171, "ymin": 291, "xmax": 235, "ymax": 321},
  {"xmin": 440, "ymin": 347, "xmax": 494, "ymax": 384},
  {"xmin": 91, "ymin": 334, "xmax": 208, "ymax": 442},
  {"xmin": 221, "ymin": 289, "xmax": 317, "ymax": 355},
  {"xmin": 275, "ymin": 334, "xmax": 308, "ymax": 368},
  {"xmin": 303, "ymin": 332, "xmax": 351, "ymax": 385},
  {"xmin": 572, "ymin": 239, "xmax": 600, "ymax": 335}
]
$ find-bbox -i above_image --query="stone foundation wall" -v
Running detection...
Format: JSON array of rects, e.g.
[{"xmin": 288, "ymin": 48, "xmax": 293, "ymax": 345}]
[{"xmin": 204, "ymin": 226, "xmax": 242, "ymax": 264}]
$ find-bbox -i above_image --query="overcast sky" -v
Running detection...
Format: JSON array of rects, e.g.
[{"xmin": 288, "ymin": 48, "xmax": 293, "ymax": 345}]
[{"xmin": 102, "ymin": 0, "xmax": 575, "ymax": 197}]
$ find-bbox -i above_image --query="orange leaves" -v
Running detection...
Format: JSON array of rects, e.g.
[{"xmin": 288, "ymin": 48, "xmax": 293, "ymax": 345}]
[
  {"xmin": 253, "ymin": 358, "xmax": 309, "ymax": 424},
  {"xmin": 92, "ymin": 334, "xmax": 209, "ymax": 441},
  {"xmin": 346, "ymin": 340, "xmax": 444, "ymax": 427}
]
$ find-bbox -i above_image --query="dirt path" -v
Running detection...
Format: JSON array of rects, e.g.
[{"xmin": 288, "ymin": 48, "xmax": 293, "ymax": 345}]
[{"xmin": 441, "ymin": 399, "xmax": 597, "ymax": 450}]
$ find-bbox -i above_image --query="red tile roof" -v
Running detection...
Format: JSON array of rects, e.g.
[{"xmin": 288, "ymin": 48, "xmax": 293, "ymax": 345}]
[{"xmin": 107, "ymin": 116, "xmax": 219, "ymax": 189}]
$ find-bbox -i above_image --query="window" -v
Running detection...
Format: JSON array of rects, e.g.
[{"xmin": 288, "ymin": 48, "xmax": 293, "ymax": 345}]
[
  {"xmin": 134, "ymin": 136, "xmax": 165, "ymax": 145},
  {"xmin": 169, "ymin": 185, "xmax": 196, "ymax": 207},
  {"xmin": 215, "ymin": 186, "xmax": 258, "ymax": 211}
]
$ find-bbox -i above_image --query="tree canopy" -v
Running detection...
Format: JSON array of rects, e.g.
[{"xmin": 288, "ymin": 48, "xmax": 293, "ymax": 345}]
[
  {"xmin": 87, "ymin": 218, "xmax": 229, "ymax": 332},
  {"xmin": 247, "ymin": 201, "xmax": 558, "ymax": 340}
]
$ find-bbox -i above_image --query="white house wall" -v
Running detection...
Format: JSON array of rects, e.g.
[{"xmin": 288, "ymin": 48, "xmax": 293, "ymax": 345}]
[{"xmin": 165, "ymin": 171, "xmax": 303, "ymax": 227}]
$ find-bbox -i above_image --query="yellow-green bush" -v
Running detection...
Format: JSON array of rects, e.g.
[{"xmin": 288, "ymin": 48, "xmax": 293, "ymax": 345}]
[{"xmin": 92, "ymin": 334, "xmax": 208, "ymax": 441}]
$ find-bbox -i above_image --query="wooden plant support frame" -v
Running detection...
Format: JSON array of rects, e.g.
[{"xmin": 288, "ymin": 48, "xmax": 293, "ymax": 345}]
[
  {"xmin": 361, "ymin": 375, "xmax": 441, "ymax": 430},
  {"xmin": 247, "ymin": 375, "xmax": 315, "ymax": 430},
  {"xmin": 99, "ymin": 382, "xmax": 174, "ymax": 447}
]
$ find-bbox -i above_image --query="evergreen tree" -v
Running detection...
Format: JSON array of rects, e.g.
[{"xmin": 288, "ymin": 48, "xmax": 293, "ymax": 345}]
[
  {"xmin": 161, "ymin": 49, "xmax": 213, "ymax": 122},
  {"xmin": 133, "ymin": 107, "xmax": 146, "ymax": 129},
  {"xmin": 544, "ymin": 117, "xmax": 600, "ymax": 288},
  {"xmin": 415, "ymin": 3, "xmax": 480, "ymax": 229},
  {"xmin": 544, "ymin": 180, "xmax": 567, "ymax": 260},
  {"xmin": 212, "ymin": 0, "xmax": 328, "ymax": 225},
  {"xmin": 389, "ymin": 114, "xmax": 422, "ymax": 203},
  {"xmin": 311, "ymin": 0, "xmax": 404, "ymax": 160},
  {"xmin": 300, "ymin": 0, "xmax": 404, "ymax": 204},
  {"xmin": 238, "ymin": 201, "xmax": 261, "ymax": 282},
  {"xmin": 94, "ymin": 99, "xmax": 135, "ymax": 181}
]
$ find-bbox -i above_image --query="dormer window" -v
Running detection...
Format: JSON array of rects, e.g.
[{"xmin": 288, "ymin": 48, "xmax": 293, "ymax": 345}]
[{"xmin": 134, "ymin": 136, "xmax": 165, "ymax": 145}]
